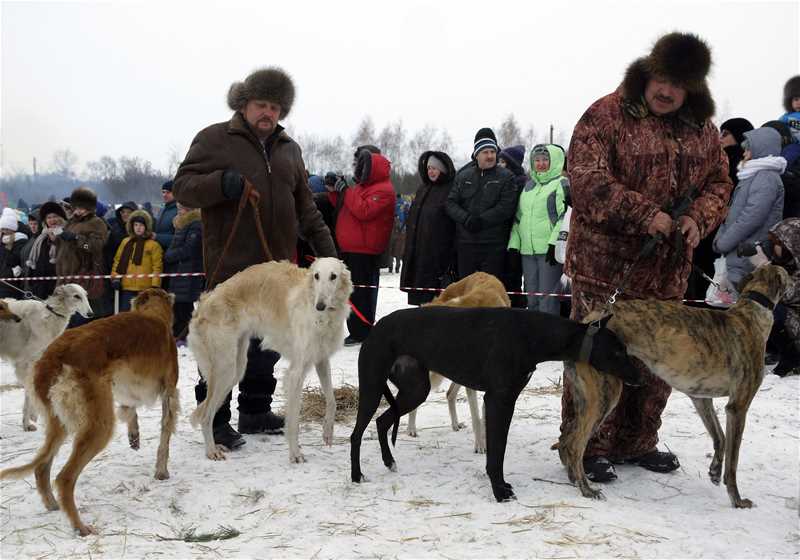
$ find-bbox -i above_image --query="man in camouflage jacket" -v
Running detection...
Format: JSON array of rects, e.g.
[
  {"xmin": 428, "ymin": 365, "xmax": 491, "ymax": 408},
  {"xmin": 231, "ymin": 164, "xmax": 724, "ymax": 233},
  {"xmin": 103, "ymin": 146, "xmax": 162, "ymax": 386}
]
[{"xmin": 560, "ymin": 32, "xmax": 733, "ymax": 482}]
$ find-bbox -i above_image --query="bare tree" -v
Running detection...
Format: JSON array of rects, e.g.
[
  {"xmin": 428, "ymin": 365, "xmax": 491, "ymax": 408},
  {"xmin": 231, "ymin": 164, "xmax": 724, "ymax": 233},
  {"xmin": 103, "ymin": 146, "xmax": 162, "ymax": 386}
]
[
  {"xmin": 166, "ymin": 145, "xmax": 183, "ymax": 178},
  {"xmin": 85, "ymin": 156, "xmax": 118, "ymax": 182},
  {"xmin": 497, "ymin": 114, "xmax": 525, "ymax": 148},
  {"xmin": 377, "ymin": 120, "xmax": 406, "ymax": 172},
  {"xmin": 51, "ymin": 149, "xmax": 79, "ymax": 178},
  {"xmin": 352, "ymin": 116, "xmax": 377, "ymax": 149}
]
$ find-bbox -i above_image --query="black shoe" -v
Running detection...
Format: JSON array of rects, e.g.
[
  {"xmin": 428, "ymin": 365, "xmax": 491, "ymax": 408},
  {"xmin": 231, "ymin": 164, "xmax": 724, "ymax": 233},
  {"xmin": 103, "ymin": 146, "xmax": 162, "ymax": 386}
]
[
  {"xmin": 344, "ymin": 336, "xmax": 362, "ymax": 347},
  {"xmin": 213, "ymin": 423, "xmax": 245, "ymax": 450},
  {"xmin": 238, "ymin": 411, "xmax": 285, "ymax": 435},
  {"xmin": 625, "ymin": 449, "xmax": 680, "ymax": 473},
  {"xmin": 773, "ymin": 359, "xmax": 800, "ymax": 377},
  {"xmin": 584, "ymin": 456, "xmax": 617, "ymax": 483}
]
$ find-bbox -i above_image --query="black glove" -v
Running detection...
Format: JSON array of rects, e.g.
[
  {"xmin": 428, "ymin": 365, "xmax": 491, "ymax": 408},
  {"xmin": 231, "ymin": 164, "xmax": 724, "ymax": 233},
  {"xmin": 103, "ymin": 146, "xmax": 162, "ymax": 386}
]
[
  {"xmin": 545, "ymin": 245, "xmax": 557, "ymax": 265},
  {"xmin": 111, "ymin": 279, "xmax": 121, "ymax": 291},
  {"xmin": 221, "ymin": 169, "xmax": 244, "ymax": 200},
  {"xmin": 59, "ymin": 230, "xmax": 76, "ymax": 241},
  {"xmin": 464, "ymin": 215, "xmax": 483, "ymax": 233}
]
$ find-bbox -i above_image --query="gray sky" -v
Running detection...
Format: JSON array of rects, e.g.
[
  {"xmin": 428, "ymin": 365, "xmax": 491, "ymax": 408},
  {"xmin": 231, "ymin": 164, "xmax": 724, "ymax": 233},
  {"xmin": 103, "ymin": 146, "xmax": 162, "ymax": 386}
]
[{"xmin": 2, "ymin": 0, "xmax": 798, "ymax": 176}]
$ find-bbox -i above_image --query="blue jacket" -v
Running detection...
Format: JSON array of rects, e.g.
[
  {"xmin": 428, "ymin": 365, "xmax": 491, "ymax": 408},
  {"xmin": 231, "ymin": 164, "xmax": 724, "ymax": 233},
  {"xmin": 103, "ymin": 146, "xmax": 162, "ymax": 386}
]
[
  {"xmin": 163, "ymin": 209, "xmax": 204, "ymax": 303},
  {"xmin": 154, "ymin": 200, "xmax": 177, "ymax": 252}
]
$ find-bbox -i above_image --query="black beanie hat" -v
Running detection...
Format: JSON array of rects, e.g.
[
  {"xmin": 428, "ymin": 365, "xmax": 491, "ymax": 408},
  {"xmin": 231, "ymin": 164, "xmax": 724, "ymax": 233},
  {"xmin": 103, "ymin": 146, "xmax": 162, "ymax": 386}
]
[
  {"xmin": 473, "ymin": 127, "xmax": 499, "ymax": 158},
  {"xmin": 720, "ymin": 118, "xmax": 754, "ymax": 145}
]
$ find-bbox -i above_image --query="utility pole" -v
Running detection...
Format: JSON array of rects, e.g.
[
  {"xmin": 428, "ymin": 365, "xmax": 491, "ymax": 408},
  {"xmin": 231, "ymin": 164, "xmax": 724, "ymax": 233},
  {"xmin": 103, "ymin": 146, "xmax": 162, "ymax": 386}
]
[
  {"xmin": 549, "ymin": 124, "xmax": 554, "ymax": 144},
  {"xmin": 33, "ymin": 157, "xmax": 38, "ymax": 180}
]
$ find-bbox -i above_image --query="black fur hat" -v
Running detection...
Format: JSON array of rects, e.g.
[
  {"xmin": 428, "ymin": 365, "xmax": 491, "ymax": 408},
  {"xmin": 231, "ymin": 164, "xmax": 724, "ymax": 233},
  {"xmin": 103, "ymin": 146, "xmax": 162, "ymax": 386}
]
[
  {"xmin": 227, "ymin": 67, "xmax": 295, "ymax": 119},
  {"xmin": 69, "ymin": 187, "xmax": 97, "ymax": 212},
  {"xmin": 783, "ymin": 75, "xmax": 800, "ymax": 113},
  {"xmin": 645, "ymin": 32, "xmax": 712, "ymax": 91}
]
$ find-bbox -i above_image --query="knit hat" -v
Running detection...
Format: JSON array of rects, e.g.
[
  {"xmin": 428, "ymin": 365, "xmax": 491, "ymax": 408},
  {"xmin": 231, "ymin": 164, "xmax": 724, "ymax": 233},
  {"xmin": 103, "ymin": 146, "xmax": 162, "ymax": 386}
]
[
  {"xmin": 427, "ymin": 154, "xmax": 447, "ymax": 173},
  {"xmin": 69, "ymin": 187, "xmax": 97, "ymax": 211},
  {"xmin": 531, "ymin": 144, "xmax": 551, "ymax": 160},
  {"xmin": 39, "ymin": 201, "xmax": 67, "ymax": 222},
  {"xmin": 473, "ymin": 127, "xmax": 498, "ymax": 158},
  {"xmin": 783, "ymin": 75, "xmax": 800, "ymax": 113},
  {"xmin": 720, "ymin": 118, "xmax": 754, "ymax": 145},
  {"xmin": 161, "ymin": 180, "xmax": 174, "ymax": 192},
  {"xmin": 227, "ymin": 67, "xmax": 296, "ymax": 119},
  {"xmin": 0, "ymin": 208, "xmax": 18, "ymax": 231},
  {"xmin": 324, "ymin": 171, "xmax": 339, "ymax": 186}
]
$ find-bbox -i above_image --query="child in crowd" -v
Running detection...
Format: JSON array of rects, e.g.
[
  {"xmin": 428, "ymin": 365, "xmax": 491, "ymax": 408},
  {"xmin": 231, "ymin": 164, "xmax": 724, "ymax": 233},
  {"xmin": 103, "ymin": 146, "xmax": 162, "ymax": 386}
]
[
  {"xmin": 111, "ymin": 209, "xmax": 163, "ymax": 312},
  {"xmin": 779, "ymin": 75, "xmax": 800, "ymax": 144}
]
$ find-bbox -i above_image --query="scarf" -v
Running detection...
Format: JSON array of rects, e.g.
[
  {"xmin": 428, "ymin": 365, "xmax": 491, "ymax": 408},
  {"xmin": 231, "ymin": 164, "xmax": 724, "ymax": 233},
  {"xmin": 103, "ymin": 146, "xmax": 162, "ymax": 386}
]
[
  {"xmin": 116, "ymin": 236, "xmax": 147, "ymax": 275},
  {"xmin": 737, "ymin": 156, "xmax": 787, "ymax": 181},
  {"xmin": 26, "ymin": 228, "xmax": 60, "ymax": 270}
]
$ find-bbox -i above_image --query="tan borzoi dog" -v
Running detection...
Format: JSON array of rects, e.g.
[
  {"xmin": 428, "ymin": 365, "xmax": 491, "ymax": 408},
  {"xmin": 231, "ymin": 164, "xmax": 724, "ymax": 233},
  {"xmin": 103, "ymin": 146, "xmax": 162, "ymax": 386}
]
[
  {"xmin": 189, "ymin": 257, "xmax": 353, "ymax": 462},
  {"xmin": 0, "ymin": 284, "xmax": 92, "ymax": 431}
]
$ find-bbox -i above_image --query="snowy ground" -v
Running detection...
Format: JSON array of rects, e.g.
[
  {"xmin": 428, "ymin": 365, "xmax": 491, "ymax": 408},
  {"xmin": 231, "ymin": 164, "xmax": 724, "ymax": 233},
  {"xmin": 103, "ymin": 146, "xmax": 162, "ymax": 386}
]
[{"xmin": 1, "ymin": 271, "xmax": 798, "ymax": 559}]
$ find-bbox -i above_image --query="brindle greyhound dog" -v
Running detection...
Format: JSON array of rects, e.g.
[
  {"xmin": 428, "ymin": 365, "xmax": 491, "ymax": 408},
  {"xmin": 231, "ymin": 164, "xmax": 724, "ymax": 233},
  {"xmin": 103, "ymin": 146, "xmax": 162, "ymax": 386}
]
[
  {"xmin": 559, "ymin": 264, "xmax": 790, "ymax": 508},
  {"xmin": 350, "ymin": 306, "xmax": 642, "ymax": 502}
]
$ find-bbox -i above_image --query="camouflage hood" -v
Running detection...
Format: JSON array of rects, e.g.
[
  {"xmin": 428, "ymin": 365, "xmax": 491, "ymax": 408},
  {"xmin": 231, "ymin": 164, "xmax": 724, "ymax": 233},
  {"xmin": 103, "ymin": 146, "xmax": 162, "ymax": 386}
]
[{"xmin": 770, "ymin": 217, "xmax": 800, "ymax": 271}]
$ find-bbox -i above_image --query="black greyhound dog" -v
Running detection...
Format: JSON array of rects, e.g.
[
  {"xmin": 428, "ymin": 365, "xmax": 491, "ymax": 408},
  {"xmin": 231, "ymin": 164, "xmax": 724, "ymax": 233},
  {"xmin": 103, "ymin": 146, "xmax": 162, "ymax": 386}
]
[{"xmin": 350, "ymin": 306, "xmax": 642, "ymax": 502}]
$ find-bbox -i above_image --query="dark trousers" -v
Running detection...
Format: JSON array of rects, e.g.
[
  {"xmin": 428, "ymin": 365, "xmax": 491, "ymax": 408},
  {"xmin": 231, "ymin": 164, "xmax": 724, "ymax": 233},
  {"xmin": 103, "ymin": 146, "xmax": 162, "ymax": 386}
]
[
  {"xmin": 118, "ymin": 290, "xmax": 137, "ymax": 312},
  {"xmin": 560, "ymin": 289, "xmax": 672, "ymax": 459},
  {"xmin": 457, "ymin": 243, "xmax": 506, "ymax": 280},
  {"xmin": 172, "ymin": 301, "xmax": 194, "ymax": 339},
  {"xmin": 341, "ymin": 252, "xmax": 379, "ymax": 341},
  {"xmin": 194, "ymin": 338, "xmax": 280, "ymax": 427}
]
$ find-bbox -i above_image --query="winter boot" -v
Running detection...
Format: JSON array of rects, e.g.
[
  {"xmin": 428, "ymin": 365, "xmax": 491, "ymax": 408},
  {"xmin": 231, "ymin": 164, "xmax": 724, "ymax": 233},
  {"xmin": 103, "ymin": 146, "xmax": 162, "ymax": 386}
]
[
  {"xmin": 583, "ymin": 456, "xmax": 617, "ymax": 483},
  {"xmin": 238, "ymin": 411, "xmax": 285, "ymax": 435},
  {"xmin": 213, "ymin": 423, "xmax": 245, "ymax": 450},
  {"xmin": 624, "ymin": 449, "xmax": 680, "ymax": 473}
]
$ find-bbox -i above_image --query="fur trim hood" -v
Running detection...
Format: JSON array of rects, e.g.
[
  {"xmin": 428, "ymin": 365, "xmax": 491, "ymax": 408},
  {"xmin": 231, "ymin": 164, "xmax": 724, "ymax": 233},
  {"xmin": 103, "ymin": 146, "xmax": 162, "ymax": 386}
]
[
  {"xmin": 227, "ymin": 67, "xmax": 295, "ymax": 119},
  {"xmin": 783, "ymin": 75, "xmax": 800, "ymax": 113},
  {"xmin": 69, "ymin": 187, "xmax": 98, "ymax": 212},
  {"xmin": 173, "ymin": 209, "xmax": 201, "ymax": 230},
  {"xmin": 126, "ymin": 209, "xmax": 154, "ymax": 236},
  {"xmin": 621, "ymin": 32, "xmax": 715, "ymax": 124}
]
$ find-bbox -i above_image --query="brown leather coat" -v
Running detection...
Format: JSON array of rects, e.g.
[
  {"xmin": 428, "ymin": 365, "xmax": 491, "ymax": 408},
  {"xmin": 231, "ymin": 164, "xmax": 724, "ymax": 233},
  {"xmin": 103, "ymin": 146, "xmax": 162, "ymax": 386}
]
[{"xmin": 173, "ymin": 113, "xmax": 336, "ymax": 288}]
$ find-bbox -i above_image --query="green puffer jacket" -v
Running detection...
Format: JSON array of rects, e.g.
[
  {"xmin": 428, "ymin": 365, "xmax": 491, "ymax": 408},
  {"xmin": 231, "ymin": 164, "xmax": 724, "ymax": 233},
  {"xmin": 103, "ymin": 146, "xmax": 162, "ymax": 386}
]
[{"xmin": 508, "ymin": 145, "xmax": 568, "ymax": 255}]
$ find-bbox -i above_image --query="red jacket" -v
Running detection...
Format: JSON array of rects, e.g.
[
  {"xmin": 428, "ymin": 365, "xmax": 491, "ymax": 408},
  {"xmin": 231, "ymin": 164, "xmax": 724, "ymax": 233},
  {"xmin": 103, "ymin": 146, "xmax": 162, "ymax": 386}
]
[{"xmin": 333, "ymin": 153, "xmax": 395, "ymax": 255}]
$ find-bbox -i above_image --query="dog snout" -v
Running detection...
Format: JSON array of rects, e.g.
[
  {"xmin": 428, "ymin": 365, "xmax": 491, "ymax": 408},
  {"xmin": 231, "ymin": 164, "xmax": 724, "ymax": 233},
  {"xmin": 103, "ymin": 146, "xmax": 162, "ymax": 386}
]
[{"xmin": 316, "ymin": 301, "xmax": 327, "ymax": 311}]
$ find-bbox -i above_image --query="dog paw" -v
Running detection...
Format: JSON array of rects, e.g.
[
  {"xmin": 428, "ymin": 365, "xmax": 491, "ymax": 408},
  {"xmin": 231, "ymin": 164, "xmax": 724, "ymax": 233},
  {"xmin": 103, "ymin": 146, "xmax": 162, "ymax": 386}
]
[
  {"xmin": 76, "ymin": 524, "xmax": 97, "ymax": 537},
  {"xmin": 388, "ymin": 461, "xmax": 397, "ymax": 472},
  {"xmin": 733, "ymin": 497, "xmax": 754, "ymax": 508},
  {"xmin": 352, "ymin": 474, "xmax": 368, "ymax": 484},
  {"xmin": 129, "ymin": 436, "xmax": 140, "ymax": 450},
  {"xmin": 23, "ymin": 424, "xmax": 37, "ymax": 432},
  {"xmin": 579, "ymin": 483, "xmax": 606, "ymax": 501},
  {"xmin": 207, "ymin": 446, "xmax": 227, "ymax": 461},
  {"xmin": 451, "ymin": 421, "xmax": 466, "ymax": 432},
  {"xmin": 474, "ymin": 443, "xmax": 487, "ymax": 454},
  {"xmin": 43, "ymin": 497, "xmax": 60, "ymax": 511},
  {"xmin": 289, "ymin": 452, "xmax": 306, "ymax": 464},
  {"xmin": 407, "ymin": 429, "xmax": 418, "ymax": 437},
  {"xmin": 154, "ymin": 470, "xmax": 170, "ymax": 481},
  {"xmin": 492, "ymin": 484, "xmax": 516, "ymax": 502}
]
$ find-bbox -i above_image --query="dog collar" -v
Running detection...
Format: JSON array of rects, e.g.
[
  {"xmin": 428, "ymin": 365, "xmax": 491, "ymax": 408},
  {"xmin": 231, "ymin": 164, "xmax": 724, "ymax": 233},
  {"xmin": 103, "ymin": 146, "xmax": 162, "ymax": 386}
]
[
  {"xmin": 46, "ymin": 304, "xmax": 67, "ymax": 319},
  {"xmin": 742, "ymin": 291, "xmax": 775, "ymax": 311},
  {"xmin": 578, "ymin": 325, "xmax": 598, "ymax": 363}
]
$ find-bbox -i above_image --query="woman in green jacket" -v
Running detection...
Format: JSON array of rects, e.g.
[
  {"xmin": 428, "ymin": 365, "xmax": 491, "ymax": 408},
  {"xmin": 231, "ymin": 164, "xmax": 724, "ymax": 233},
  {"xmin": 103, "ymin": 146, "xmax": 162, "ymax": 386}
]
[{"xmin": 507, "ymin": 144, "xmax": 568, "ymax": 314}]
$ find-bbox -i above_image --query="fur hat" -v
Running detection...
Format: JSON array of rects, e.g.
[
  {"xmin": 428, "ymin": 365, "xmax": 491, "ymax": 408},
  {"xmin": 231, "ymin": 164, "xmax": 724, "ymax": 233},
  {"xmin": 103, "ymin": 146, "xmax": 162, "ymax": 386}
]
[
  {"xmin": 0, "ymin": 208, "xmax": 18, "ymax": 231},
  {"xmin": 126, "ymin": 209, "xmax": 153, "ymax": 236},
  {"xmin": 68, "ymin": 187, "xmax": 97, "ymax": 212},
  {"xmin": 39, "ymin": 201, "xmax": 67, "ymax": 222},
  {"xmin": 645, "ymin": 32, "xmax": 712, "ymax": 92},
  {"xmin": 621, "ymin": 32, "xmax": 715, "ymax": 122},
  {"xmin": 783, "ymin": 75, "xmax": 800, "ymax": 113},
  {"xmin": 227, "ymin": 67, "xmax": 295, "ymax": 119}
]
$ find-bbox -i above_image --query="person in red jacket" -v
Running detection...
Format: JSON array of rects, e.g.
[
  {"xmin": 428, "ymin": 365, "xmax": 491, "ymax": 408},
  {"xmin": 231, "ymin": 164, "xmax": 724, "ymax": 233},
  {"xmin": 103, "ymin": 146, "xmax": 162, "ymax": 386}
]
[{"xmin": 329, "ymin": 147, "xmax": 395, "ymax": 345}]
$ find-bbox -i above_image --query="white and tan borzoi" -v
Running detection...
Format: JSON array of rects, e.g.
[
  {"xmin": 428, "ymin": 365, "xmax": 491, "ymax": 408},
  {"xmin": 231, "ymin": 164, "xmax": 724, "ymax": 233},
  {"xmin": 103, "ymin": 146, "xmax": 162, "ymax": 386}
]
[
  {"xmin": 189, "ymin": 258, "xmax": 353, "ymax": 462},
  {"xmin": 0, "ymin": 284, "xmax": 92, "ymax": 431}
]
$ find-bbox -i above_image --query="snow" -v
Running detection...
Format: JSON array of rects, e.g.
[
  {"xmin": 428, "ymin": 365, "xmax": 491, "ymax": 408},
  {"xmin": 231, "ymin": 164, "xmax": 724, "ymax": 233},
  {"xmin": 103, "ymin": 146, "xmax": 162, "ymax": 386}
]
[{"xmin": 1, "ymin": 271, "xmax": 799, "ymax": 559}]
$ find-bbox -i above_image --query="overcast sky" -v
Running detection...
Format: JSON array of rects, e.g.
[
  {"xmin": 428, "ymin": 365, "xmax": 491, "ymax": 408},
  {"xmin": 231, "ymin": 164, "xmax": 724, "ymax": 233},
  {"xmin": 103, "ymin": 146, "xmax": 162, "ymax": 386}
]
[{"xmin": 2, "ymin": 0, "xmax": 798, "ymax": 177}]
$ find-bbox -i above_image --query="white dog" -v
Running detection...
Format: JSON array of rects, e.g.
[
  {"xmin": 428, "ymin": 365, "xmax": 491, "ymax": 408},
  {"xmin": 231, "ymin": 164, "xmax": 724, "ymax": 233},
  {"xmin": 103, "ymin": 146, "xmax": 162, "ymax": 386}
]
[
  {"xmin": 189, "ymin": 258, "xmax": 353, "ymax": 462},
  {"xmin": 0, "ymin": 284, "xmax": 93, "ymax": 431}
]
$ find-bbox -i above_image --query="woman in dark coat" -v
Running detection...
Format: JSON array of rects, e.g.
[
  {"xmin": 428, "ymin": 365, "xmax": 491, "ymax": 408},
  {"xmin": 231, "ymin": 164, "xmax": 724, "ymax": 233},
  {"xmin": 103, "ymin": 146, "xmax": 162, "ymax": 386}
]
[
  {"xmin": 400, "ymin": 151, "xmax": 457, "ymax": 305},
  {"xmin": 163, "ymin": 204, "xmax": 204, "ymax": 342}
]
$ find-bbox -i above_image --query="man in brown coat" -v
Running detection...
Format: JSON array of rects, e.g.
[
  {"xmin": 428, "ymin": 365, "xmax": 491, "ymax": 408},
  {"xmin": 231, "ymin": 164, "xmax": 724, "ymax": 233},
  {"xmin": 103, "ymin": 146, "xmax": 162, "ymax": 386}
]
[
  {"xmin": 174, "ymin": 67, "xmax": 337, "ymax": 450},
  {"xmin": 560, "ymin": 32, "xmax": 733, "ymax": 482},
  {"xmin": 55, "ymin": 187, "xmax": 109, "ymax": 325}
]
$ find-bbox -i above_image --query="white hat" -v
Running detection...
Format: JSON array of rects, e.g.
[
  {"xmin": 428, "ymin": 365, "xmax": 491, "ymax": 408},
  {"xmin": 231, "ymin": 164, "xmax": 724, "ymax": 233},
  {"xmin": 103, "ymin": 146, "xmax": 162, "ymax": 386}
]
[{"xmin": 0, "ymin": 208, "xmax": 19, "ymax": 231}]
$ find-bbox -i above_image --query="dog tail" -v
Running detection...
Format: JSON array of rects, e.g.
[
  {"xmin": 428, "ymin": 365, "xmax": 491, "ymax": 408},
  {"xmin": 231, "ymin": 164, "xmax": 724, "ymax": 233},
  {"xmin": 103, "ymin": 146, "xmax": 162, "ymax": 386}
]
[
  {"xmin": 0, "ymin": 418, "xmax": 62, "ymax": 481},
  {"xmin": 382, "ymin": 384, "xmax": 400, "ymax": 446}
]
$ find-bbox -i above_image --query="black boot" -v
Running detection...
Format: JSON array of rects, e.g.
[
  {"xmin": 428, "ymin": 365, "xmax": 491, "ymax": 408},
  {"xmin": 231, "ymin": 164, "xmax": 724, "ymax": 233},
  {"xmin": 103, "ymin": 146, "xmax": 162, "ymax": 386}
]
[
  {"xmin": 624, "ymin": 449, "xmax": 680, "ymax": 473},
  {"xmin": 583, "ymin": 456, "xmax": 617, "ymax": 482},
  {"xmin": 238, "ymin": 411, "xmax": 285, "ymax": 435},
  {"xmin": 213, "ymin": 423, "xmax": 246, "ymax": 450}
]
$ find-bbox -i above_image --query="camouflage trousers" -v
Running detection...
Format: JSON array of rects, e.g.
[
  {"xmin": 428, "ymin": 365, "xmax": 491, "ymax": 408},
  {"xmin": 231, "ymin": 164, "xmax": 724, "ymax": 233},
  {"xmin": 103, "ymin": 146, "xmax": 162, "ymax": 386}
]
[{"xmin": 559, "ymin": 288, "xmax": 673, "ymax": 460}]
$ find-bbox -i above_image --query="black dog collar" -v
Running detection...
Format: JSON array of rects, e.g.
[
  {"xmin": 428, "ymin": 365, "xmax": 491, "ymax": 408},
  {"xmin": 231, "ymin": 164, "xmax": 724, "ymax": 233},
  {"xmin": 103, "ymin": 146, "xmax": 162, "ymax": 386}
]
[
  {"xmin": 742, "ymin": 291, "xmax": 775, "ymax": 311},
  {"xmin": 578, "ymin": 325, "xmax": 598, "ymax": 363},
  {"xmin": 45, "ymin": 304, "xmax": 67, "ymax": 319}
]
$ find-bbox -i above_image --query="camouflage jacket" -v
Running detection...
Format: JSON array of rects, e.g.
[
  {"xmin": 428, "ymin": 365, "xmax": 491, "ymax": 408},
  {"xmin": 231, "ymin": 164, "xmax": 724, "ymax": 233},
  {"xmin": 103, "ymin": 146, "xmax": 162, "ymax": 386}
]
[{"xmin": 565, "ymin": 90, "xmax": 732, "ymax": 300}]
